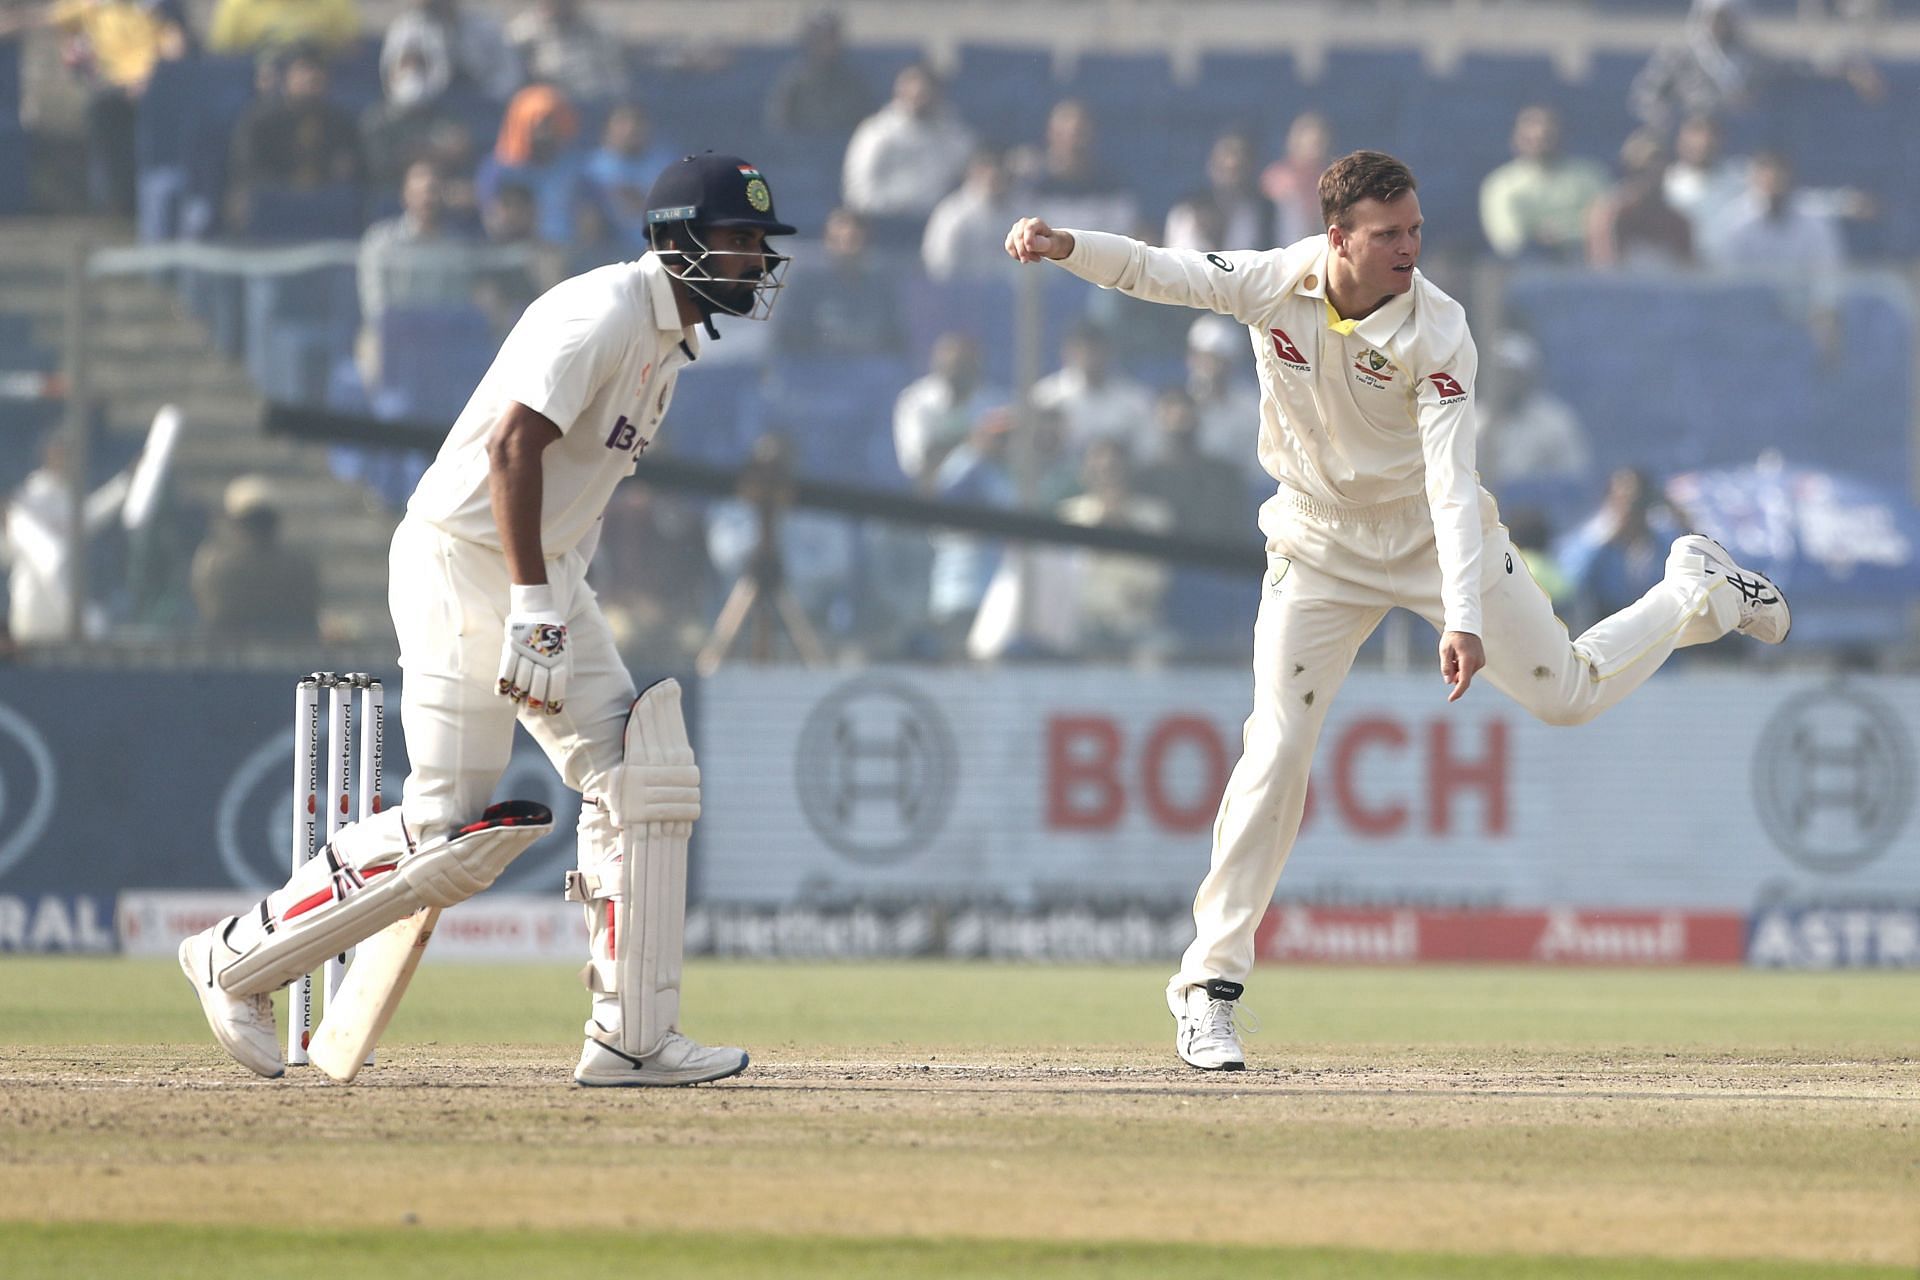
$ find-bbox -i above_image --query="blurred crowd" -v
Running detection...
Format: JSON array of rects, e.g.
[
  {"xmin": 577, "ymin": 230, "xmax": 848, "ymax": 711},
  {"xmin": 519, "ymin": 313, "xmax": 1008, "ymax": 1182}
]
[{"xmin": 0, "ymin": 0, "xmax": 1898, "ymax": 661}]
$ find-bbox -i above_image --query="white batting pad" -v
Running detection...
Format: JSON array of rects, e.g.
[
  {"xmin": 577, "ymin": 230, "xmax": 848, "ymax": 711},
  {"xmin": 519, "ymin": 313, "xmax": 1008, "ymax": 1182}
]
[
  {"xmin": 219, "ymin": 802, "xmax": 553, "ymax": 996},
  {"xmin": 600, "ymin": 679, "xmax": 699, "ymax": 1059}
]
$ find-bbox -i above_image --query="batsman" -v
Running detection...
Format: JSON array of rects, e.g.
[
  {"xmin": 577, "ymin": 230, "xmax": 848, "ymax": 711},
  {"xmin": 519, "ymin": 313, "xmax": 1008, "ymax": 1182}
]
[{"xmin": 181, "ymin": 154, "xmax": 795, "ymax": 1086}]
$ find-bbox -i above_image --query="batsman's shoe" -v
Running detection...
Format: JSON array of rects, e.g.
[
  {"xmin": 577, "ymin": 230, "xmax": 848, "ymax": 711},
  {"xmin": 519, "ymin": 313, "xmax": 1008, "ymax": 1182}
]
[
  {"xmin": 179, "ymin": 922, "xmax": 284, "ymax": 1079},
  {"xmin": 1168, "ymin": 978, "xmax": 1247, "ymax": 1072},
  {"xmin": 574, "ymin": 1031, "xmax": 749, "ymax": 1088},
  {"xmin": 1669, "ymin": 534, "xmax": 1791, "ymax": 643}
]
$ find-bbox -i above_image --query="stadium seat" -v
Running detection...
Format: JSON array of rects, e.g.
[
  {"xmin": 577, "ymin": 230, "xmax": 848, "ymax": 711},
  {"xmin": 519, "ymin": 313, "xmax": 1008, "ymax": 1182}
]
[
  {"xmin": 0, "ymin": 121, "xmax": 26, "ymax": 215},
  {"xmin": 951, "ymin": 43, "xmax": 1058, "ymax": 146},
  {"xmin": 0, "ymin": 38, "xmax": 20, "ymax": 120},
  {"xmin": 136, "ymin": 56, "xmax": 256, "ymax": 240},
  {"xmin": 758, "ymin": 353, "xmax": 912, "ymax": 485},
  {"xmin": 374, "ymin": 304, "xmax": 497, "ymax": 423},
  {"xmin": 244, "ymin": 266, "xmax": 359, "ymax": 404},
  {"xmin": 1314, "ymin": 48, "xmax": 1426, "ymax": 153},
  {"xmin": 241, "ymin": 184, "xmax": 367, "ymax": 242}
]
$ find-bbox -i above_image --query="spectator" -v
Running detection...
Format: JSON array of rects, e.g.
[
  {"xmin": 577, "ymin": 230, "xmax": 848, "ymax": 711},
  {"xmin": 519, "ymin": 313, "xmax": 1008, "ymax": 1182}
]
[
  {"xmin": 1631, "ymin": 0, "xmax": 1881, "ymax": 132},
  {"xmin": 563, "ymin": 187, "xmax": 624, "ymax": 275},
  {"xmin": 765, "ymin": 10, "xmax": 871, "ymax": 136},
  {"xmin": 595, "ymin": 483, "xmax": 713, "ymax": 661},
  {"xmin": 927, "ymin": 411, "xmax": 1018, "ymax": 655},
  {"xmin": 1475, "ymin": 332, "xmax": 1593, "ymax": 489},
  {"xmin": 893, "ymin": 333, "xmax": 1007, "ymax": 489},
  {"xmin": 1260, "ymin": 110, "xmax": 1332, "ymax": 244},
  {"xmin": 476, "ymin": 83, "xmax": 587, "ymax": 246},
  {"xmin": 190, "ymin": 475, "xmax": 320, "ymax": 642},
  {"xmin": 1663, "ymin": 115, "xmax": 1749, "ymax": 261},
  {"xmin": 1135, "ymin": 388, "xmax": 1251, "ymax": 542},
  {"xmin": 1711, "ymin": 149, "xmax": 1846, "ymax": 357},
  {"xmin": 922, "ymin": 146, "xmax": 1020, "ymax": 281},
  {"xmin": 1183, "ymin": 314, "xmax": 1263, "ymax": 476},
  {"xmin": 380, "ymin": 0, "xmax": 517, "ymax": 108},
  {"xmin": 584, "ymin": 103, "xmax": 680, "ymax": 250},
  {"xmin": 841, "ymin": 63, "xmax": 974, "ymax": 220},
  {"xmin": 1586, "ymin": 129, "xmax": 1693, "ymax": 269},
  {"xmin": 1480, "ymin": 104, "xmax": 1608, "ymax": 262},
  {"xmin": 1083, "ymin": 215, "xmax": 1194, "ymax": 367},
  {"xmin": 1031, "ymin": 324, "xmax": 1156, "ymax": 461},
  {"xmin": 226, "ymin": 43, "xmax": 365, "ymax": 231},
  {"xmin": 0, "ymin": 1, "xmax": 191, "ymax": 215},
  {"xmin": 356, "ymin": 159, "xmax": 480, "ymax": 383},
  {"xmin": 1710, "ymin": 149, "xmax": 1845, "ymax": 273},
  {"xmin": 207, "ymin": 0, "xmax": 358, "ymax": 55},
  {"xmin": 473, "ymin": 179, "xmax": 545, "ymax": 330},
  {"xmin": 420, "ymin": 117, "xmax": 483, "ymax": 229},
  {"xmin": 1556, "ymin": 467, "xmax": 1690, "ymax": 628},
  {"xmin": 1, "ymin": 434, "xmax": 129, "ymax": 644},
  {"xmin": 1024, "ymin": 98, "xmax": 1136, "ymax": 234},
  {"xmin": 504, "ymin": 0, "xmax": 626, "ymax": 102},
  {"xmin": 1057, "ymin": 440, "xmax": 1173, "ymax": 658},
  {"xmin": 362, "ymin": 64, "xmax": 460, "ymax": 194},
  {"xmin": 1165, "ymin": 132, "xmax": 1275, "ymax": 252},
  {"xmin": 771, "ymin": 208, "xmax": 903, "ymax": 356}
]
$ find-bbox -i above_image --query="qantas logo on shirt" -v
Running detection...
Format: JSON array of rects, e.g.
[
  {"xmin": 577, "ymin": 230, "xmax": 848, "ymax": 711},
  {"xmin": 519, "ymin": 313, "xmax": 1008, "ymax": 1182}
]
[
  {"xmin": 604, "ymin": 414, "xmax": 650, "ymax": 459},
  {"xmin": 1269, "ymin": 328, "xmax": 1310, "ymax": 370},
  {"xmin": 1425, "ymin": 372, "xmax": 1468, "ymax": 403}
]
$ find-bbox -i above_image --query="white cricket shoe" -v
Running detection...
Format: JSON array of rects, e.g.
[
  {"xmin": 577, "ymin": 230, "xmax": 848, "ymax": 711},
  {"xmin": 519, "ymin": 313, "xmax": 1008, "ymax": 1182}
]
[
  {"xmin": 574, "ymin": 1031, "xmax": 750, "ymax": 1087},
  {"xmin": 178, "ymin": 921, "xmax": 284, "ymax": 1079},
  {"xmin": 1669, "ymin": 534, "xmax": 1792, "ymax": 643},
  {"xmin": 1168, "ymin": 979, "xmax": 1248, "ymax": 1072}
]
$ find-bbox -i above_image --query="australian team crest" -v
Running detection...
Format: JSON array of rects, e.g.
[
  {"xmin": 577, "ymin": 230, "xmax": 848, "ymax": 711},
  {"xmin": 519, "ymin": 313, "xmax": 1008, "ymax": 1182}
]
[
  {"xmin": 1352, "ymin": 348, "xmax": 1396, "ymax": 389},
  {"xmin": 738, "ymin": 164, "xmax": 772, "ymax": 213}
]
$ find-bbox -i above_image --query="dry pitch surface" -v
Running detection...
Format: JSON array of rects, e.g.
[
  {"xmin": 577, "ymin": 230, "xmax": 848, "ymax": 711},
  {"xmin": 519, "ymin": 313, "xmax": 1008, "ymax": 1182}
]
[{"xmin": 0, "ymin": 960, "xmax": 1914, "ymax": 1278}]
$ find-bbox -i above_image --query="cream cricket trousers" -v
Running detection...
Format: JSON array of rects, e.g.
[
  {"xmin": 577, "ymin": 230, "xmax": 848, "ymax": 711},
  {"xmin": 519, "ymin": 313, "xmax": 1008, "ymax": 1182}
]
[
  {"xmin": 387, "ymin": 516, "xmax": 636, "ymax": 844},
  {"xmin": 238, "ymin": 519, "xmax": 637, "ymax": 1028},
  {"xmin": 1172, "ymin": 486, "xmax": 1740, "ymax": 991}
]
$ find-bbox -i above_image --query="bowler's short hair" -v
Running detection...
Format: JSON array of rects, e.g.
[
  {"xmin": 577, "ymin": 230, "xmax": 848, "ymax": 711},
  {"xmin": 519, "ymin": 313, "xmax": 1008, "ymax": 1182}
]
[{"xmin": 1318, "ymin": 151, "xmax": 1419, "ymax": 230}]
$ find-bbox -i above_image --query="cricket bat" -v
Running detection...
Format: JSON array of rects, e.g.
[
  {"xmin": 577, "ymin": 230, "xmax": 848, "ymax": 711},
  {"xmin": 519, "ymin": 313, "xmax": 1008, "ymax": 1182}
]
[{"xmin": 309, "ymin": 907, "xmax": 440, "ymax": 1084}]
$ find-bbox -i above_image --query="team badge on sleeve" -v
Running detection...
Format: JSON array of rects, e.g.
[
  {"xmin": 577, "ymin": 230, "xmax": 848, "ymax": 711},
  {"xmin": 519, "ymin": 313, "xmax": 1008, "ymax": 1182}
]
[{"xmin": 1426, "ymin": 371, "xmax": 1468, "ymax": 403}]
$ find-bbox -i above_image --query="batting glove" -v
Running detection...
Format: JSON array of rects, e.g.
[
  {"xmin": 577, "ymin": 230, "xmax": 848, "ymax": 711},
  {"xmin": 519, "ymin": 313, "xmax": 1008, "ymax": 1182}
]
[{"xmin": 499, "ymin": 583, "xmax": 569, "ymax": 714}]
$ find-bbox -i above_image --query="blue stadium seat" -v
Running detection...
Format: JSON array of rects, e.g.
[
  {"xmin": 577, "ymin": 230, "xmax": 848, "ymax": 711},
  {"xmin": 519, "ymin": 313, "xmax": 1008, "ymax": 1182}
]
[
  {"xmin": 244, "ymin": 266, "xmax": 358, "ymax": 404},
  {"xmin": 1396, "ymin": 75, "xmax": 1523, "ymax": 253},
  {"xmin": 1314, "ymin": 48, "xmax": 1426, "ymax": 153},
  {"xmin": 0, "ymin": 38, "xmax": 20, "ymax": 120},
  {"xmin": 0, "ymin": 121, "xmax": 26, "ymax": 215},
  {"xmin": 951, "ymin": 43, "xmax": 1057, "ymax": 146},
  {"xmin": 1187, "ymin": 50, "xmax": 1307, "ymax": 127},
  {"xmin": 136, "ymin": 55, "xmax": 256, "ymax": 239},
  {"xmin": 847, "ymin": 44, "xmax": 926, "ymax": 98},
  {"xmin": 328, "ymin": 38, "xmax": 385, "ymax": 119},
  {"xmin": 375, "ymin": 304, "xmax": 497, "ymax": 422},
  {"xmin": 1506, "ymin": 273, "xmax": 1912, "ymax": 480},
  {"xmin": 1557, "ymin": 50, "xmax": 1642, "ymax": 162},
  {"xmin": 758, "ymin": 353, "xmax": 912, "ymax": 485},
  {"xmin": 661, "ymin": 369, "xmax": 760, "ymax": 465},
  {"xmin": 242, "ymin": 184, "xmax": 367, "ymax": 241}
]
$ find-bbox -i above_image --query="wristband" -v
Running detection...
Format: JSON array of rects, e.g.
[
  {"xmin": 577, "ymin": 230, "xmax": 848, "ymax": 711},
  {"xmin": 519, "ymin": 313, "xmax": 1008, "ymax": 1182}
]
[{"xmin": 510, "ymin": 583, "xmax": 556, "ymax": 615}]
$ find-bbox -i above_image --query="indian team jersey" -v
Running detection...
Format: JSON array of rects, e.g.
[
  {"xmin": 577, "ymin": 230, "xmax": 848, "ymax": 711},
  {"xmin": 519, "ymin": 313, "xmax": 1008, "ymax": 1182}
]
[
  {"xmin": 407, "ymin": 253, "xmax": 698, "ymax": 556},
  {"xmin": 1053, "ymin": 230, "xmax": 1486, "ymax": 636}
]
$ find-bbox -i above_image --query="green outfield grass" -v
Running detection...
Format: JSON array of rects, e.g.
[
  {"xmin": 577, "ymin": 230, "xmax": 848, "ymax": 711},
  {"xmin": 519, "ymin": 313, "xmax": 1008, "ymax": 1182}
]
[
  {"xmin": 1, "ymin": 1222, "xmax": 1911, "ymax": 1280},
  {"xmin": 1, "ymin": 959, "xmax": 1915, "ymax": 1279},
  {"xmin": 3, "ymin": 957, "xmax": 1915, "ymax": 1052}
]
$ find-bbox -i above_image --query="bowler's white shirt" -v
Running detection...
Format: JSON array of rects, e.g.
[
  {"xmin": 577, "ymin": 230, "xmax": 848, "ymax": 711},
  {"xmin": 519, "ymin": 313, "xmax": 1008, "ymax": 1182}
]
[
  {"xmin": 408, "ymin": 253, "xmax": 699, "ymax": 556},
  {"xmin": 1052, "ymin": 230, "xmax": 1486, "ymax": 635}
]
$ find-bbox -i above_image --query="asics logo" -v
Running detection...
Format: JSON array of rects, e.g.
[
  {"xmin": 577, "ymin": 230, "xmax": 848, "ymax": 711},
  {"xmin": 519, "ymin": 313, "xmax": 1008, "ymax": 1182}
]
[{"xmin": 1727, "ymin": 573, "xmax": 1778, "ymax": 605}]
